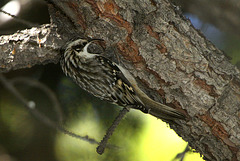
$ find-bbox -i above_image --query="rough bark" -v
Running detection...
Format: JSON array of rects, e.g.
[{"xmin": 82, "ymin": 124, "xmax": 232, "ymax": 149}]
[
  {"xmin": 0, "ymin": 24, "xmax": 61, "ymax": 72},
  {"xmin": 0, "ymin": 0, "xmax": 240, "ymax": 160}
]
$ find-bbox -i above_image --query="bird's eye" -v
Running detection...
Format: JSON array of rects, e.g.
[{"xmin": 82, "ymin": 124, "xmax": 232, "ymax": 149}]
[
  {"xmin": 72, "ymin": 41, "xmax": 89, "ymax": 52},
  {"xmin": 72, "ymin": 44, "xmax": 84, "ymax": 52}
]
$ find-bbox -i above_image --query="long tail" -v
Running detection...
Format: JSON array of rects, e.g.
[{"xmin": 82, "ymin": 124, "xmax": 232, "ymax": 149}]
[
  {"xmin": 116, "ymin": 64, "xmax": 185, "ymax": 122},
  {"xmin": 142, "ymin": 96, "xmax": 185, "ymax": 122}
]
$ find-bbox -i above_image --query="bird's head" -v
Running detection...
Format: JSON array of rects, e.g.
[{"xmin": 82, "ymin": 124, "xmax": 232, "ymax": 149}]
[{"xmin": 63, "ymin": 38, "xmax": 105, "ymax": 57}]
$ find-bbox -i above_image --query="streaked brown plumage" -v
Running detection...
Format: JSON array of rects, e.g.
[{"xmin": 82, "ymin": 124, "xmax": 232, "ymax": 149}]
[{"xmin": 60, "ymin": 38, "xmax": 185, "ymax": 122}]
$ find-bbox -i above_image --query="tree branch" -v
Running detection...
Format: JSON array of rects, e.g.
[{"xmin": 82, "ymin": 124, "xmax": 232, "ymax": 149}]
[
  {"xmin": 0, "ymin": 24, "xmax": 62, "ymax": 72},
  {"xmin": 0, "ymin": 74, "xmax": 119, "ymax": 150}
]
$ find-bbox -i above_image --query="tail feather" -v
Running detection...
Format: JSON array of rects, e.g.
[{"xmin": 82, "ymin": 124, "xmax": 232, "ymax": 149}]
[
  {"xmin": 136, "ymin": 90, "xmax": 185, "ymax": 122},
  {"xmin": 148, "ymin": 101, "xmax": 185, "ymax": 121},
  {"xmin": 116, "ymin": 64, "xmax": 185, "ymax": 122}
]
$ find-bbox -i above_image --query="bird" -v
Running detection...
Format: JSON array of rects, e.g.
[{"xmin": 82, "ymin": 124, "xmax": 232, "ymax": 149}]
[{"xmin": 60, "ymin": 38, "xmax": 185, "ymax": 122}]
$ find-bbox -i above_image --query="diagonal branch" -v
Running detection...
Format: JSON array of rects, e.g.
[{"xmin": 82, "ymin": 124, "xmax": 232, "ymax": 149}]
[
  {"xmin": 0, "ymin": 73, "xmax": 119, "ymax": 149},
  {"xmin": 0, "ymin": 24, "xmax": 62, "ymax": 72},
  {"xmin": 97, "ymin": 107, "xmax": 129, "ymax": 155}
]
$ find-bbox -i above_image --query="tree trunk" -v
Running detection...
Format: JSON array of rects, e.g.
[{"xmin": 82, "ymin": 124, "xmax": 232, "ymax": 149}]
[{"xmin": 0, "ymin": 0, "xmax": 239, "ymax": 160}]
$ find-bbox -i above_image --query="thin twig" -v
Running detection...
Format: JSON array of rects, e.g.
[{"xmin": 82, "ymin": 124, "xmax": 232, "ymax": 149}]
[
  {"xmin": 173, "ymin": 143, "xmax": 190, "ymax": 161},
  {"xmin": 0, "ymin": 73, "xmax": 118, "ymax": 149},
  {"xmin": 0, "ymin": 9, "xmax": 38, "ymax": 27},
  {"xmin": 96, "ymin": 107, "xmax": 129, "ymax": 155},
  {"xmin": 10, "ymin": 77, "xmax": 64, "ymax": 123}
]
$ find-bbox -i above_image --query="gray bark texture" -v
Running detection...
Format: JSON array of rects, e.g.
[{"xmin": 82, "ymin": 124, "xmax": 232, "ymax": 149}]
[{"xmin": 0, "ymin": 0, "xmax": 240, "ymax": 160}]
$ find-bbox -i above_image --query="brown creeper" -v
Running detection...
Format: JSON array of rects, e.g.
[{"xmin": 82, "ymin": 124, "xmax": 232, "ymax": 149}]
[
  {"xmin": 60, "ymin": 38, "xmax": 185, "ymax": 154},
  {"xmin": 60, "ymin": 38, "xmax": 185, "ymax": 122}
]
